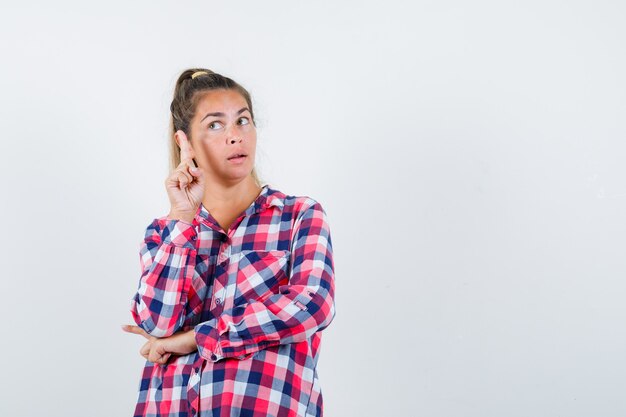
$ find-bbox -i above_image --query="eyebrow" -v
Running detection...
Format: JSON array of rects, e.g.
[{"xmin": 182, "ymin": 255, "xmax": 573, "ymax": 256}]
[{"xmin": 200, "ymin": 107, "xmax": 251, "ymax": 123}]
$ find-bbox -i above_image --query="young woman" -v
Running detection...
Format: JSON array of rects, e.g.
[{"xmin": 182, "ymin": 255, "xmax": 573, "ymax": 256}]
[{"xmin": 122, "ymin": 68, "xmax": 336, "ymax": 417}]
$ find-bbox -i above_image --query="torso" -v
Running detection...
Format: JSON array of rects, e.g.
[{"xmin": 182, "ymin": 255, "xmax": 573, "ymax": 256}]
[{"xmin": 132, "ymin": 185, "xmax": 333, "ymax": 417}]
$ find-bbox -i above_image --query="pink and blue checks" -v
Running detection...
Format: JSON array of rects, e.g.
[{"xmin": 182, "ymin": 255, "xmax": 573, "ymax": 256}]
[{"xmin": 129, "ymin": 184, "xmax": 336, "ymax": 416}]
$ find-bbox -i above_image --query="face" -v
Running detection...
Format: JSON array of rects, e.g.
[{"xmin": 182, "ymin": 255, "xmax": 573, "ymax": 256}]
[{"xmin": 185, "ymin": 89, "xmax": 257, "ymax": 184}]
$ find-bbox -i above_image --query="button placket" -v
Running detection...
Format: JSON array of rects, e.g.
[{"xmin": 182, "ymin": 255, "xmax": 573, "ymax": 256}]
[
  {"xmin": 212, "ymin": 287, "xmax": 225, "ymax": 312},
  {"xmin": 186, "ymin": 364, "xmax": 201, "ymax": 417},
  {"xmin": 218, "ymin": 234, "xmax": 231, "ymax": 263},
  {"xmin": 219, "ymin": 247, "xmax": 231, "ymax": 262}
]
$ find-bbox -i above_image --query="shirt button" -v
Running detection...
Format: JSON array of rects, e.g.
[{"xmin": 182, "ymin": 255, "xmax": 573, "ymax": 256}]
[
  {"xmin": 215, "ymin": 298, "xmax": 222, "ymax": 305},
  {"xmin": 191, "ymin": 235, "xmax": 197, "ymax": 240},
  {"xmin": 210, "ymin": 354, "xmax": 217, "ymax": 361},
  {"xmin": 195, "ymin": 367, "xmax": 200, "ymax": 373}
]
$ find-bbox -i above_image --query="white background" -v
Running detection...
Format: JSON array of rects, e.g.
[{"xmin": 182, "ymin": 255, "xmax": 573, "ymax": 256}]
[{"xmin": 1, "ymin": 1, "xmax": 625, "ymax": 416}]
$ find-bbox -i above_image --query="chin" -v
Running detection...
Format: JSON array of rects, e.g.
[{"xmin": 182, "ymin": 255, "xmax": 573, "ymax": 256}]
[{"xmin": 223, "ymin": 169, "xmax": 253, "ymax": 181}]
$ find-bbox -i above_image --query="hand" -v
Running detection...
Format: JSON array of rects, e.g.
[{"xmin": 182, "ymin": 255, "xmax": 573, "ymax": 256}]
[
  {"xmin": 121, "ymin": 324, "xmax": 198, "ymax": 364},
  {"xmin": 166, "ymin": 130, "xmax": 205, "ymax": 222}
]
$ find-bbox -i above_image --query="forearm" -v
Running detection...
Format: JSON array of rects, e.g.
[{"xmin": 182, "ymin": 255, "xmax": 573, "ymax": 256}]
[
  {"xmin": 194, "ymin": 284, "xmax": 335, "ymax": 361},
  {"xmin": 130, "ymin": 218, "xmax": 199, "ymax": 337},
  {"xmin": 164, "ymin": 329, "xmax": 199, "ymax": 356}
]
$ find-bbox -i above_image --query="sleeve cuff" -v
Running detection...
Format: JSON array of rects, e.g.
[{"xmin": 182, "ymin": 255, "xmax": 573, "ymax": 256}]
[
  {"xmin": 161, "ymin": 219, "xmax": 197, "ymax": 249},
  {"xmin": 194, "ymin": 319, "xmax": 224, "ymax": 362}
]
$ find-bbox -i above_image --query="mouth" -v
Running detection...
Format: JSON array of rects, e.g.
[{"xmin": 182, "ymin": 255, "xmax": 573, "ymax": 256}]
[{"xmin": 227, "ymin": 153, "xmax": 248, "ymax": 161}]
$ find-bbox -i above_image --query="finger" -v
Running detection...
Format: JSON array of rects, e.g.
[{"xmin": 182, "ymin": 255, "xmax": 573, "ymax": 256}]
[
  {"xmin": 176, "ymin": 130, "xmax": 195, "ymax": 162},
  {"xmin": 189, "ymin": 165, "xmax": 203, "ymax": 181},
  {"xmin": 121, "ymin": 324, "xmax": 151, "ymax": 340},
  {"xmin": 177, "ymin": 157, "xmax": 200, "ymax": 187},
  {"xmin": 175, "ymin": 171, "xmax": 193, "ymax": 189},
  {"xmin": 140, "ymin": 349, "xmax": 149, "ymax": 360},
  {"xmin": 150, "ymin": 341, "xmax": 173, "ymax": 364},
  {"xmin": 149, "ymin": 349, "xmax": 162, "ymax": 363},
  {"xmin": 140, "ymin": 341, "xmax": 151, "ymax": 358},
  {"xmin": 158, "ymin": 348, "xmax": 173, "ymax": 364},
  {"xmin": 148, "ymin": 341, "xmax": 161, "ymax": 363},
  {"xmin": 176, "ymin": 167, "xmax": 194, "ymax": 186}
]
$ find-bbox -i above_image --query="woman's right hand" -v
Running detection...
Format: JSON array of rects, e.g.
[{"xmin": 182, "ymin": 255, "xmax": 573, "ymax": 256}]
[{"xmin": 165, "ymin": 130, "xmax": 205, "ymax": 223}]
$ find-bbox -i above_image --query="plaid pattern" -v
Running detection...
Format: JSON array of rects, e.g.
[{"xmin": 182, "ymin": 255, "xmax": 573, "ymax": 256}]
[{"xmin": 130, "ymin": 184, "xmax": 336, "ymax": 417}]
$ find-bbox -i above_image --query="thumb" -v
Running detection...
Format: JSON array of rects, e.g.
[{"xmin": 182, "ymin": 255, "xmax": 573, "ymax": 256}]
[{"xmin": 190, "ymin": 166, "xmax": 204, "ymax": 180}]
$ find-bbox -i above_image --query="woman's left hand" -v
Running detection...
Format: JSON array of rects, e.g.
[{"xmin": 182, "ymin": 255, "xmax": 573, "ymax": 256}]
[{"xmin": 122, "ymin": 324, "xmax": 198, "ymax": 364}]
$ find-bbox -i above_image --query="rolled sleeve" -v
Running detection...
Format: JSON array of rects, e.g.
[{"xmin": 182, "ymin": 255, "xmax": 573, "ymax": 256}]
[
  {"xmin": 161, "ymin": 219, "xmax": 198, "ymax": 249},
  {"xmin": 194, "ymin": 319, "xmax": 225, "ymax": 362}
]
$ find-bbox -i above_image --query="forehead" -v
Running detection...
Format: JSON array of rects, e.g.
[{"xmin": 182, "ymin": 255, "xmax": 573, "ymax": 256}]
[{"xmin": 194, "ymin": 89, "xmax": 248, "ymax": 114}]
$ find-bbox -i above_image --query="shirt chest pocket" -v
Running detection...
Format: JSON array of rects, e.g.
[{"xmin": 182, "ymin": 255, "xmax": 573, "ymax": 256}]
[{"xmin": 235, "ymin": 250, "xmax": 291, "ymax": 304}]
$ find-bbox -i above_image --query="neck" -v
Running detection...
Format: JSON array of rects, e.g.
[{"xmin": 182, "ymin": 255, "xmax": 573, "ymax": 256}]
[{"xmin": 201, "ymin": 176, "xmax": 263, "ymax": 212}]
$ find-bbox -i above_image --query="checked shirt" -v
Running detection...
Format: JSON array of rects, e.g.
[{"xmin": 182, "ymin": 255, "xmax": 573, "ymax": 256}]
[{"xmin": 129, "ymin": 184, "xmax": 336, "ymax": 417}]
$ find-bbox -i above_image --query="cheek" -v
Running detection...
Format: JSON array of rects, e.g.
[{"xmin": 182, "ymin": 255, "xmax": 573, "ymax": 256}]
[
  {"xmin": 199, "ymin": 137, "xmax": 218, "ymax": 150},
  {"xmin": 196, "ymin": 142, "xmax": 223, "ymax": 165},
  {"xmin": 248, "ymin": 133, "xmax": 257, "ymax": 148}
]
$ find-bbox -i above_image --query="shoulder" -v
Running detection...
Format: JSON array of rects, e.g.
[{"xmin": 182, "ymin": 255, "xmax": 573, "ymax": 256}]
[
  {"xmin": 264, "ymin": 186, "xmax": 331, "ymax": 235},
  {"xmin": 265, "ymin": 184, "xmax": 327, "ymax": 216}
]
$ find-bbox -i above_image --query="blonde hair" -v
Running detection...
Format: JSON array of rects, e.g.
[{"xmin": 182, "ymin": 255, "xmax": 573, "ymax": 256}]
[{"xmin": 168, "ymin": 68, "xmax": 262, "ymax": 187}]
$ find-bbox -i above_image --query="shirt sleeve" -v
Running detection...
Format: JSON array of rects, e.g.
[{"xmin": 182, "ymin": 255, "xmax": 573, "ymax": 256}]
[
  {"xmin": 194, "ymin": 201, "xmax": 336, "ymax": 362},
  {"xmin": 129, "ymin": 217, "xmax": 199, "ymax": 337}
]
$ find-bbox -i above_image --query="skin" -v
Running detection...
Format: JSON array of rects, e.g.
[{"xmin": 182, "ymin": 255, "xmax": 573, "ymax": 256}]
[
  {"xmin": 169, "ymin": 88, "xmax": 262, "ymax": 233},
  {"xmin": 122, "ymin": 88, "xmax": 263, "ymax": 364},
  {"xmin": 121, "ymin": 324, "xmax": 197, "ymax": 364}
]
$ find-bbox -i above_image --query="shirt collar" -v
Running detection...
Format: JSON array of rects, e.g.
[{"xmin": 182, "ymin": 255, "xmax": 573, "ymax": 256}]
[
  {"xmin": 195, "ymin": 184, "xmax": 285, "ymax": 225},
  {"xmin": 252, "ymin": 184, "xmax": 285, "ymax": 213}
]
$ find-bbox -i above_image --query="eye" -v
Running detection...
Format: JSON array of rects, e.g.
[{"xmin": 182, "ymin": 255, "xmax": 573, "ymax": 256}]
[
  {"xmin": 238, "ymin": 117, "xmax": 250, "ymax": 126},
  {"xmin": 208, "ymin": 121, "xmax": 223, "ymax": 130}
]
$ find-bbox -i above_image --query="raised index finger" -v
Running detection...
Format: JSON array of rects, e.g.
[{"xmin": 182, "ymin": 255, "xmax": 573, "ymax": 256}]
[{"xmin": 176, "ymin": 130, "xmax": 195, "ymax": 163}]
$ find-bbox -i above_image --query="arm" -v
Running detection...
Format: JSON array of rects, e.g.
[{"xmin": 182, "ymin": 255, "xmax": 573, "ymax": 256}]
[
  {"xmin": 129, "ymin": 217, "xmax": 199, "ymax": 337},
  {"xmin": 194, "ymin": 201, "xmax": 336, "ymax": 362}
]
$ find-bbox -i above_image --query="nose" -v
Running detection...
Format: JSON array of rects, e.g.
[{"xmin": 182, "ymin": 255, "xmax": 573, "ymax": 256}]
[{"xmin": 225, "ymin": 124, "xmax": 242, "ymax": 144}]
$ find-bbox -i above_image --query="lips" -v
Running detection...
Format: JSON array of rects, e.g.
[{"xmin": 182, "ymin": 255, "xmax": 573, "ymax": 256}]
[{"xmin": 227, "ymin": 152, "xmax": 247, "ymax": 160}]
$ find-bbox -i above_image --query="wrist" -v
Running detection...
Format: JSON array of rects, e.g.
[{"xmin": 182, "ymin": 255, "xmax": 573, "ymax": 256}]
[
  {"xmin": 187, "ymin": 329, "xmax": 199, "ymax": 352},
  {"xmin": 167, "ymin": 211, "xmax": 195, "ymax": 224}
]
